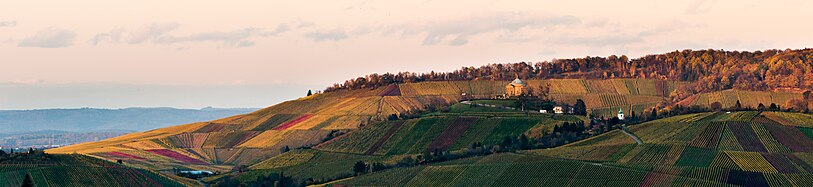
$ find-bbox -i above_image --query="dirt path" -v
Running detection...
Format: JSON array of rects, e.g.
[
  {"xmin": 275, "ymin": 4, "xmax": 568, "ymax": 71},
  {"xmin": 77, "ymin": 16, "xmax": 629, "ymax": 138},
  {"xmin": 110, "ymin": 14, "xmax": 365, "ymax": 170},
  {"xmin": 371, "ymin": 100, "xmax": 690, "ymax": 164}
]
[{"xmin": 621, "ymin": 125, "xmax": 643, "ymax": 145}]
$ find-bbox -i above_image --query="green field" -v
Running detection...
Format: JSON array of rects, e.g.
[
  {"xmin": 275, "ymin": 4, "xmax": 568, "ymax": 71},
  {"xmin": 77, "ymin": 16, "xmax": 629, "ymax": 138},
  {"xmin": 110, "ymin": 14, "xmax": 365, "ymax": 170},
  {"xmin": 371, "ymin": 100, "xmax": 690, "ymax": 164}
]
[
  {"xmin": 335, "ymin": 111, "xmax": 813, "ymax": 186},
  {"xmin": 0, "ymin": 153, "xmax": 187, "ymax": 187}
]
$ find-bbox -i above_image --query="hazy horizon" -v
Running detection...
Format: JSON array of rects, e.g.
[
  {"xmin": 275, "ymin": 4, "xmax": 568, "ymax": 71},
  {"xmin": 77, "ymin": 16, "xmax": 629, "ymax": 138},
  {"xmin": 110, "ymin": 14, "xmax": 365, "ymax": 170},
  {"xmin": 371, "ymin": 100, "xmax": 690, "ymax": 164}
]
[{"xmin": 3, "ymin": 0, "xmax": 812, "ymax": 109}]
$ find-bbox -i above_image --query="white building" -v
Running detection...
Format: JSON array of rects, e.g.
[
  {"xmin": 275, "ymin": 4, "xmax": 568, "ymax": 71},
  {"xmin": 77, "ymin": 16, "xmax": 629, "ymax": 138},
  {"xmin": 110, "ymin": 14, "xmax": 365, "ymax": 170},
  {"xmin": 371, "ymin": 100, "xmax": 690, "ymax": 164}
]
[
  {"xmin": 553, "ymin": 106, "xmax": 564, "ymax": 114},
  {"xmin": 617, "ymin": 109, "xmax": 625, "ymax": 120}
]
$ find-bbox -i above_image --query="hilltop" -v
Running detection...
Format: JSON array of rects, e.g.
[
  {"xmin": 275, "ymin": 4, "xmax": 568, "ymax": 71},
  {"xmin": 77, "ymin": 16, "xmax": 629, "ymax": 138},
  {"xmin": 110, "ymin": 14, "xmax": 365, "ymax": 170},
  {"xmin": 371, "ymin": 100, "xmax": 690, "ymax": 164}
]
[{"xmin": 327, "ymin": 49, "xmax": 813, "ymax": 102}]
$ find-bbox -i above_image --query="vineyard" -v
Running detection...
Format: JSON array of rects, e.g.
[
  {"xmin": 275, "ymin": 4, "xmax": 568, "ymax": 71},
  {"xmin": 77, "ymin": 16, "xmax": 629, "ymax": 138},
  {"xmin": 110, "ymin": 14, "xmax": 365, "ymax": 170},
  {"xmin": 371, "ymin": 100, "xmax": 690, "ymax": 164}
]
[
  {"xmin": 681, "ymin": 90, "xmax": 803, "ymax": 109},
  {"xmin": 249, "ymin": 150, "xmax": 316, "ymax": 170},
  {"xmin": 37, "ymin": 76, "xmax": 813, "ymax": 186},
  {"xmin": 315, "ymin": 115, "xmax": 567, "ymax": 156},
  {"xmin": 0, "ymin": 154, "xmax": 188, "ymax": 187},
  {"xmin": 145, "ymin": 149, "xmax": 208, "ymax": 165},
  {"xmin": 45, "ymin": 78, "xmax": 678, "ymax": 171},
  {"xmin": 511, "ymin": 111, "xmax": 813, "ymax": 186}
]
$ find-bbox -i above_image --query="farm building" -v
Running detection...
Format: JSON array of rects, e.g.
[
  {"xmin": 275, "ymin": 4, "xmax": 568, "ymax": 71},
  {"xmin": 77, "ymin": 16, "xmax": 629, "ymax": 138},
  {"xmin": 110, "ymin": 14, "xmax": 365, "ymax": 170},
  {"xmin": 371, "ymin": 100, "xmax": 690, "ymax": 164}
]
[
  {"xmin": 505, "ymin": 78, "xmax": 528, "ymax": 97},
  {"xmin": 553, "ymin": 106, "xmax": 564, "ymax": 114},
  {"xmin": 617, "ymin": 108, "xmax": 625, "ymax": 120}
]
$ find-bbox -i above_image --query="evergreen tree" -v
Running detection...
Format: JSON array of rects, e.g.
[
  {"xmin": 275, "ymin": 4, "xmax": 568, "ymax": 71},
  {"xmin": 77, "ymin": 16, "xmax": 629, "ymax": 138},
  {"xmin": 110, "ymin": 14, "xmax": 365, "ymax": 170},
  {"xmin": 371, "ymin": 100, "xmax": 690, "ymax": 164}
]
[
  {"xmin": 22, "ymin": 173, "xmax": 33, "ymax": 187},
  {"xmin": 307, "ymin": 90, "xmax": 313, "ymax": 96},
  {"xmin": 353, "ymin": 161, "xmax": 368, "ymax": 175},
  {"xmin": 574, "ymin": 99, "xmax": 587, "ymax": 115},
  {"xmin": 519, "ymin": 134, "xmax": 530, "ymax": 149}
]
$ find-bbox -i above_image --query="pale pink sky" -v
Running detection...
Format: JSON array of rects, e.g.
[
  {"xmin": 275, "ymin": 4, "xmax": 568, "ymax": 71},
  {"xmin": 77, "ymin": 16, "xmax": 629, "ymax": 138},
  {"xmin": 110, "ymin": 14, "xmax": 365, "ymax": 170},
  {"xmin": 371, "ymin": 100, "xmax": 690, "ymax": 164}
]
[{"xmin": 1, "ymin": 0, "xmax": 812, "ymax": 109}]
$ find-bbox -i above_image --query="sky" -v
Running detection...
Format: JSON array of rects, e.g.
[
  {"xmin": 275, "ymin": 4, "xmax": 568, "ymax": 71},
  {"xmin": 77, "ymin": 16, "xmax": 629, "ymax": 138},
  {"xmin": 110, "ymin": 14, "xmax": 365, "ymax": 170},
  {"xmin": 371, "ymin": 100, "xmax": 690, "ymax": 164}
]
[{"xmin": 1, "ymin": 0, "xmax": 812, "ymax": 110}]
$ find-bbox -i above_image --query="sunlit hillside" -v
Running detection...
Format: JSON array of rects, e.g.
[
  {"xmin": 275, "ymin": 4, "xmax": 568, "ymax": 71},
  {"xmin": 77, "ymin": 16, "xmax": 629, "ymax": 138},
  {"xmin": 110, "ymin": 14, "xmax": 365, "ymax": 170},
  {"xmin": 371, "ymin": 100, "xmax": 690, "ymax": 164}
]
[
  {"xmin": 46, "ymin": 79, "xmax": 675, "ymax": 172},
  {"xmin": 337, "ymin": 111, "xmax": 813, "ymax": 186}
]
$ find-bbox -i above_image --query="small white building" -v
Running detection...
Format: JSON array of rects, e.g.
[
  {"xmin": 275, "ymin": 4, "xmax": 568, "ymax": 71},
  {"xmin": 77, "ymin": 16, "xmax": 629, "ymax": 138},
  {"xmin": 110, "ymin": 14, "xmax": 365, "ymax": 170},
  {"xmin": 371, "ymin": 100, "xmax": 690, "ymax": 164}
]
[
  {"xmin": 553, "ymin": 106, "xmax": 564, "ymax": 114},
  {"xmin": 540, "ymin": 109, "xmax": 547, "ymax": 113},
  {"xmin": 617, "ymin": 109, "xmax": 625, "ymax": 120}
]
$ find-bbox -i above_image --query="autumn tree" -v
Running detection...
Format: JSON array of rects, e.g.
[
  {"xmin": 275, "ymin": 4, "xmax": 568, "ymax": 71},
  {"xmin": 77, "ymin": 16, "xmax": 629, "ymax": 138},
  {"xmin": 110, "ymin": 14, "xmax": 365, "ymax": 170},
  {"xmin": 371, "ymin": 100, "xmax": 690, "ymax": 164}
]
[
  {"xmin": 786, "ymin": 99, "xmax": 808, "ymax": 112},
  {"xmin": 537, "ymin": 84, "xmax": 551, "ymax": 101},
  {"xmin": 574, "ymin": 99, "xmax": 587, "ymax": 115},
  {"xmin": 710, "ymin": 102, "xmax": 723, "ymax": 111}
]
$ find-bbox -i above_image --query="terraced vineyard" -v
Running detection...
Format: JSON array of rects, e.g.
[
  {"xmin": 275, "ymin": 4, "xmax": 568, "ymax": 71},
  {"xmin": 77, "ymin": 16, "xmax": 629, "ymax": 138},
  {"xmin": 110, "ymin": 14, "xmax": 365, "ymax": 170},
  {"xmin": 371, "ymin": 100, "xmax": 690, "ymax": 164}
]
[
  {"xmin": 0, "ymin": 153, "xmax": 191, "ymax": 187},
  {"xmin": 681, "ymin": 90, "xmax": 804, "ymax": 109},
  {"xmin": 330, "ymin": 111, "xmax": 813, "ymax": 186},
  {"xmin": 518, "ymin": 111, "xmax": 813, "ymax": 187},
  {"xmin": 316, "ymin": 114, "xmax": 577, "ymax": 155},
  {"xmin": 43, "ymin": 79, "xmax": 678, "ymax": 172},
  {"xmin": 44, "ymin": 76, "xmax": 813, "ymax": 186}
]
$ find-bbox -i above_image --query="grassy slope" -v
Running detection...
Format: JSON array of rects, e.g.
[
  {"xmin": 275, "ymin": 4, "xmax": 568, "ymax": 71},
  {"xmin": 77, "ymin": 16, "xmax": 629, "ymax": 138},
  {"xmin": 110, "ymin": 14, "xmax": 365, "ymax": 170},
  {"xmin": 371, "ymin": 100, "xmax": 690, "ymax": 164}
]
[
  {"xmin": 46, "ymin": 79, "xmax": 662, "ymax": 171},
  {"xmin": 40, "ymin": 77, "xmax": 813, "ymax": 186},
  {"xmin": 522, "ymin": 111, "xmax": 813, "ymax": 186},
  {"xmin": 0, "ymin": 154, "xmax": 194, "ymax": 187},
  {"xmin": 335, "ymin": 111, "xmax": 813, "ymax": 186}
]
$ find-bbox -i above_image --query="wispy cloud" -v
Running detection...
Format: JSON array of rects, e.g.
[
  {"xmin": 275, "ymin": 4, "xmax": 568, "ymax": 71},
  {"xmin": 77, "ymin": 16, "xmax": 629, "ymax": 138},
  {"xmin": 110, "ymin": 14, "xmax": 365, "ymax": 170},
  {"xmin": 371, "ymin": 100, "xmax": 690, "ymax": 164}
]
[
  {"xmin": 304, "ymin": 30, "xmax": 348, "ymax": 42},
  {"xmin": 685, "ymin": 0, "xmax": 717, "ymax": 14},
  {"xmin": 310, "ymin": 12, "xmax": 582, "ymax": 46},
  {"xmin": 408, "ymin": 12, "xmax": 580, "ymax": 46},
  {"xmin": 18, "ymin": 28, "xmax": 76, "ymax": 48},
  {"xmin": 0, "ymin": 21, "xmax": 16, "ymax": 27},
  {"xmin": 236, "ymin": 41, "xmax": 255, "ymax": 47},
  {"xmin": 127, "ymin": 23, "xmax": 180, "ymax": 44},
  {"xmin": 90, "ymin": 23, "xmax": 291, "ymax": 47}
]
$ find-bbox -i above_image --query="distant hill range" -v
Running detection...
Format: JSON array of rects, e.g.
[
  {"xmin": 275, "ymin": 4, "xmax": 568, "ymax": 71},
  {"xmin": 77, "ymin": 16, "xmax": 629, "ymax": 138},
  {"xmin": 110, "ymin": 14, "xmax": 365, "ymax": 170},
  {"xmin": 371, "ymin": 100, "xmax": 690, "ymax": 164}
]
[
  {"xmin": 0, "ymin": 107, "xmax": 258, "ymax": 133},
  {"xmin": 0, "ymin": 130, "xmax": 134, "ymax": 150}
]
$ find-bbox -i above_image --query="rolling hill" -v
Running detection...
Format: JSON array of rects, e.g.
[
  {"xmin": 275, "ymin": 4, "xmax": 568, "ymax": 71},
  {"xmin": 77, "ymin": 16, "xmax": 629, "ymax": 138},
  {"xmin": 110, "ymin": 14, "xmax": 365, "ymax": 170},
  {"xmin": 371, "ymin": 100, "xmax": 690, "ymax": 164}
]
[
  {"xmin": 338, "ymin": 111, "xmax": 813, "ymax": 186},
  {"xmin": 43, "ymin": 77, "xmax": 813, "ymax": 186},
  {"xmin": 0, "ymin": 152, "xmax": 193, "ymax": 187},
  {"xmin": 45, "ymin": 79, "xmax": 674, "ymax": 171}
]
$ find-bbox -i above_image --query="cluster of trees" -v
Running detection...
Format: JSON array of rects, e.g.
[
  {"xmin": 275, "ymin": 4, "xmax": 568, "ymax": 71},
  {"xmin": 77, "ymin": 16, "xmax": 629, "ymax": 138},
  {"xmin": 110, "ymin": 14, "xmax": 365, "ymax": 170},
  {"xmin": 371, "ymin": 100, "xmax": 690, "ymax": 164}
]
[
  {"xmin": 213, "ymin": 173, "xmax": 296, "ymax": 187},
  {"xmin": 0, "ymin": 148, "xmax": 49, "ymax": 187},
  {"xmin": 0, "ymin": 148, "xmax": 49, "ymax": 163},
  {"xmin": 325, "ymin": 49, "xmax": 813, "ymax": 103},
  {"xmin": 519, "ymin": 121, "xmax": 591, "ymax": 149}
]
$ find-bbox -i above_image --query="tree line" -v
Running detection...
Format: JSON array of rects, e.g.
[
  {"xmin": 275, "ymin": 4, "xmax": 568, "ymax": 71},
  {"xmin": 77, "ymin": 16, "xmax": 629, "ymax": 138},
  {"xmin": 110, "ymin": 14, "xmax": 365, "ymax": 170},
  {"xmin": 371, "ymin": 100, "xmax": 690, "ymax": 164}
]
[{"xmin": 325, "ymin": 48, "xmax": 813, "ymax": 103}]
